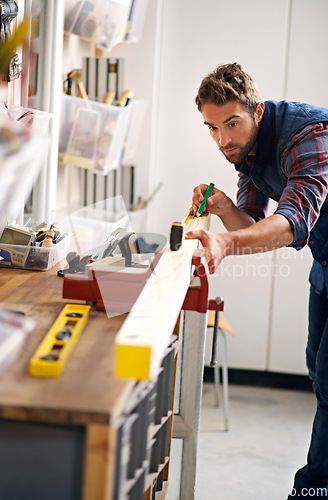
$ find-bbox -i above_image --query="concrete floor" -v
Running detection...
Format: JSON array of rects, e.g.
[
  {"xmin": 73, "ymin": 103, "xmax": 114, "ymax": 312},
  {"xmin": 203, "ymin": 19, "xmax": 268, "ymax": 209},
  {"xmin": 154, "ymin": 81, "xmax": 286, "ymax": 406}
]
[{"xmin": 167, "ymin": 382, "xmax": 316, "ymax": 500}]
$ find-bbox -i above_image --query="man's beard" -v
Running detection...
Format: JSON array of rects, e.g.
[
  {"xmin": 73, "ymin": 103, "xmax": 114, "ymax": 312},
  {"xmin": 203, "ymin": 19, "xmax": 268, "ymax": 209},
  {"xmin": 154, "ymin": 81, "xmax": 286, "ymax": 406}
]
[{"xmin": 220, "ymin": 121, "xmax": 259, "ymax": 164}]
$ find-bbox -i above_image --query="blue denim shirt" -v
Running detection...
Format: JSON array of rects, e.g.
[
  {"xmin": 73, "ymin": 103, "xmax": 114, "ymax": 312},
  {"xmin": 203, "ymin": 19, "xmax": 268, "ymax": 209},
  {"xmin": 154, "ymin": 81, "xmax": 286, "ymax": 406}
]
[{"xmin": 235, "ymin": 100, "xmax": 328, "ymax": 296}]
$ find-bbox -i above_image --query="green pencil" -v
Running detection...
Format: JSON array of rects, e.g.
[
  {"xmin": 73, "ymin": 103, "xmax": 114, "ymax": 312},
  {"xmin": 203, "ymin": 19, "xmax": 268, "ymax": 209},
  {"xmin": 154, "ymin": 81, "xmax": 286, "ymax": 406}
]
[{"xmin": 198, "ymin": 182, "xmax": 215, "ymax": 215}]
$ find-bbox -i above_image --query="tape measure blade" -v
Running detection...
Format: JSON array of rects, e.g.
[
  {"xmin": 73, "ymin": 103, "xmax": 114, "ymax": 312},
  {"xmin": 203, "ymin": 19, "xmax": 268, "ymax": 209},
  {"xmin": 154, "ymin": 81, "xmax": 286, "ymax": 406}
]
[{"xmin": 185, "ymin": 214, "xmax": 194, "ymax": 225}]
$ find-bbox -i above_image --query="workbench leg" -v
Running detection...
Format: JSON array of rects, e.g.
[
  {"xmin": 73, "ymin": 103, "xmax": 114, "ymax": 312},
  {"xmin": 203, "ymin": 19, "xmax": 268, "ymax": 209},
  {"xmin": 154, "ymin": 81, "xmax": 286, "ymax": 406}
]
[
  {"xmin": 172, "ymin": 310, "xmax": 207, "ymax": 500},
  {"xmin": 82, "ymin": 424, "xmax": 112, "ymax": 500}
]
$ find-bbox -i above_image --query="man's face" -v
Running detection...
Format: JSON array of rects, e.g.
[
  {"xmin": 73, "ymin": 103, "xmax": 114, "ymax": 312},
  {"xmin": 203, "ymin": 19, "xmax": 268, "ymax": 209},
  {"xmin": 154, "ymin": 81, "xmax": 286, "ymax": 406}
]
[{"xmin": 201, "ymin": 100, "xmax": 263, "ymax": 164}]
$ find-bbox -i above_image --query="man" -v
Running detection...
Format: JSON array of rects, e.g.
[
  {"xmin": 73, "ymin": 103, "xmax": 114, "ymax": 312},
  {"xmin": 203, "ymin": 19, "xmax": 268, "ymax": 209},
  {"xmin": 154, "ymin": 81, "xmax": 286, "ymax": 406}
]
[{"xmin": 187, "ymin": 62, "xmax": 328, "ymax": 499}]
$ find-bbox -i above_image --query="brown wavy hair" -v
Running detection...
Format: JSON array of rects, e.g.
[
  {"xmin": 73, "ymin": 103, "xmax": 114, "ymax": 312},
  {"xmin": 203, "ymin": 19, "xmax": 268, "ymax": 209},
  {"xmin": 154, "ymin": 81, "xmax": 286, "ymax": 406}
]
[{"xmin": 195, "ymin": 62, "xmax": 261, "ymax": 116}]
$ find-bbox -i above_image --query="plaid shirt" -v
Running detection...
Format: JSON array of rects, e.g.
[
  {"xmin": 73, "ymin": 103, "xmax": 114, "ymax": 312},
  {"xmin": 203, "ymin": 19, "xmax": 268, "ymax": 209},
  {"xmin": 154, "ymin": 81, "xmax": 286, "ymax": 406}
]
[{"xmin": 237, "ymin": 123, "xmax": 328, "ymax": 250}]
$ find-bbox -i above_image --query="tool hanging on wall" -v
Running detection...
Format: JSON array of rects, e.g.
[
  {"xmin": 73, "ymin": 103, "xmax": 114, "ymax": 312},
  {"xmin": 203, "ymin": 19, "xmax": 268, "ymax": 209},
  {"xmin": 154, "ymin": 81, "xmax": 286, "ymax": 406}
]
[
  {"xmin": 63, "ymin": 70, "xmax": 88, "ymax": 99},
  {"xmin": 0, "ymin": 0, "xmax": 20, "ymax": 82},
  {"xmin": 29, "ymin": 304, "xmax": 90, "ymax": 377}
]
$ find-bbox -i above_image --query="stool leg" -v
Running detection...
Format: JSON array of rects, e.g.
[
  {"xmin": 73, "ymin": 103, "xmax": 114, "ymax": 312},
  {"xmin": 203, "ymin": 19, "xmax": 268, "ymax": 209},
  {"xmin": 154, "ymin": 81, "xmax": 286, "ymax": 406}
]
[
  {"xmin": 210, "ymin": 311, "xmax": 220, "ymax": 407},
  {"xmin": 220, "ymin": 330, "xmax": 230, "ymax": 431},
  {"xmin": 213, "ymin": 361, "xmax": 220, "ymax": 407}
]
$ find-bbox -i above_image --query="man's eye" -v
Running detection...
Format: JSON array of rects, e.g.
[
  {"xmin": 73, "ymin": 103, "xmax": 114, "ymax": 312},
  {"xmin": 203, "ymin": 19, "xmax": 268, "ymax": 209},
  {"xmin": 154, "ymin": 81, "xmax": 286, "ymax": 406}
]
[
  {"xmin": 229, "ymin": 122, "xmax": 238, "ymax": 128},
  {"xmin": 209, "ymin": 126, "xmax": 216, "ymax": 131}
]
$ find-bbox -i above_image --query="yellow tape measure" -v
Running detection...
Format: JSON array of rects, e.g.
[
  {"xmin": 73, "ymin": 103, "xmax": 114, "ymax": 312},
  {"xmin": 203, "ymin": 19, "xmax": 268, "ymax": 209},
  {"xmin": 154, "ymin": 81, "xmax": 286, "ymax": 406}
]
[
  {"xmin": 29, "ymin": 304, "xmax": 90, "ymax": 377},
  {"xmin": 184, "ymin": 214, "xmax": 194, "ymax": 225},
  {"xmin": 185, "ymin": 183, "xmax": 215, "ymax": 227}
]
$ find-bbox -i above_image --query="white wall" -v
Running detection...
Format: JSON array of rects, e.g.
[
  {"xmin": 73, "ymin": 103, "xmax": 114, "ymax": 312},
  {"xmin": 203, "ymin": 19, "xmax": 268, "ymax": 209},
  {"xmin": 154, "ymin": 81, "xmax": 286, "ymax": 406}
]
[{"xmin": 286, "ymin": 0, "xmax": 328, "ymax": 108}]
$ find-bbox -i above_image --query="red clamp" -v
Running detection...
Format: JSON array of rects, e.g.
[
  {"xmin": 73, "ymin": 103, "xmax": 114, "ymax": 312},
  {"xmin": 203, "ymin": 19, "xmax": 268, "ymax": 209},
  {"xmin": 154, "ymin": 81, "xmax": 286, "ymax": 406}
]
[
  {"xmin": 208, "ymin": 297, "xmax": 224, "ymax": 312},
  {"xmin": 62, "ymin": 254, "xmax": 162, "ymax": 312},
  {"xmin": 182, "ymin": 253, "xmax": 210, "ymax": 313},
  {"xmin": 182, "ymin": 253, "xmax": 225, "ymax": 314}
]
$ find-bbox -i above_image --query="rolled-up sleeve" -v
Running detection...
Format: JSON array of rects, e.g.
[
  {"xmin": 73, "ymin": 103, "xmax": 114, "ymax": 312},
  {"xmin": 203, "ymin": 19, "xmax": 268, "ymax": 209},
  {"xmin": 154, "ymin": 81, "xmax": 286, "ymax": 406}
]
[
  {"xmin": 275, "ymin": 124, "xmax": 328, "ymax": 250},
  {"xmin": 237, "ymin": 172, "xmax": 269, "ymax": 222}
]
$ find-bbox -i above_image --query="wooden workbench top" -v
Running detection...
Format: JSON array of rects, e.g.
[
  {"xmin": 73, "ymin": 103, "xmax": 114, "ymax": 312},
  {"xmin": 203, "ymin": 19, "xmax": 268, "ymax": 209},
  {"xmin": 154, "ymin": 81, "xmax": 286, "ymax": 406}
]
[{"xmin": 0, "ymin": 265, "xmax": 135, "ymax": 426}]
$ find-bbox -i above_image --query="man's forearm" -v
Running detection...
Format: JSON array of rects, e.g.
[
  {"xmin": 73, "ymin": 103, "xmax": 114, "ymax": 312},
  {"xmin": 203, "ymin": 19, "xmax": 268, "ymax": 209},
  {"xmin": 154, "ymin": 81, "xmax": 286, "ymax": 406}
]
[
  {"xmin": 220, "ymin": 213, "xmax": 294, "ymax": 257},
  {"xmin": 219, "ymin": 201, "xmax": 257, "ymax": 231}
]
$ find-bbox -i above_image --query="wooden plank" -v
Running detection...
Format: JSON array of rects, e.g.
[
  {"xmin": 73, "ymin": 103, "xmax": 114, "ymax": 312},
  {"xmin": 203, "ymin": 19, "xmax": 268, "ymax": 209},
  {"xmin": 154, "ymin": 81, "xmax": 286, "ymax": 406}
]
[
  {"xmin": 114, "ymin": 215, "xmax": 210, "ymax": 380},
  {"xmin": 85, "ymin": 256, "xmax": 125, "ymax": 272}
]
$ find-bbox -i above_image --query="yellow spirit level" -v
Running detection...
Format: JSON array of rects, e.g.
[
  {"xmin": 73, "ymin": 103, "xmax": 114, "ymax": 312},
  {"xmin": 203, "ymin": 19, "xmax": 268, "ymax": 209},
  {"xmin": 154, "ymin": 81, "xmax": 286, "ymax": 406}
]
[{"xmin": 29, "ymin": 304, "xmax": 90, "ymax": 377}]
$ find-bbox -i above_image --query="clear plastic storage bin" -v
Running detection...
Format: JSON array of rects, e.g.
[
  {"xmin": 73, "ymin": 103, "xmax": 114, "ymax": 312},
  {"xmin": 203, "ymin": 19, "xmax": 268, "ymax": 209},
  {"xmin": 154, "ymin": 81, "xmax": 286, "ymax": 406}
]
[
  {"xmin": 58, "ymin": 200, "xmax": 130, "ymax": 255},
  {"xmin": 64, "ymin": 0, "xmax": 132, "ymax": 51},
  {"xmin": 4, "ymin": 104, "xmax": 51, "ymax": 139},
  {"xmin": 0, "ymin": 233, "xmax": 72, "ymax": 271},
  {"xmin": 59, "ymin": 95, "xmax": 132, "ymax": 174},
  {"xmin": 0, "ymin": 106, "xmax": 52, "ymax": 231}
]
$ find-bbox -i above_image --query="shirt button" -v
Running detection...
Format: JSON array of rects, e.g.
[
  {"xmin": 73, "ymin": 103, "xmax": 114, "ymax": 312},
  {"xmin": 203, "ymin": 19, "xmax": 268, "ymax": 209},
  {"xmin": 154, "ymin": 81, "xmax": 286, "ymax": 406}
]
[
  {"xmin": 270, "ymin": 192, "xmax": 275, "ymax": 198},
  {"xmin": 309, "ymin": 240, "xmax": 315, "ymax": 246},
  {"xmin": 322, "ymin": 261, "xmax": 327, "ymax": 266}
]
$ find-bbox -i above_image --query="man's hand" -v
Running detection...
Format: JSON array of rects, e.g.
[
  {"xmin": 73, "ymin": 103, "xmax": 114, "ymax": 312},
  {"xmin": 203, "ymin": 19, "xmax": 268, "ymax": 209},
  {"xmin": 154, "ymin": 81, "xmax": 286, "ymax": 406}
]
[
  {"xmin": 190, "ymin": 184, "xmax": 232, "ymax": 217},
  {"xmin": 190, "ymin": 183, "xmax": 256, "ymax": 231},
  {"xmin": 186, "ymin": 229, "xmax": 227, "ymax": 273},
  {"xmin": 186, "ymin": 214, "xmax": 294, "ymax": 274}
]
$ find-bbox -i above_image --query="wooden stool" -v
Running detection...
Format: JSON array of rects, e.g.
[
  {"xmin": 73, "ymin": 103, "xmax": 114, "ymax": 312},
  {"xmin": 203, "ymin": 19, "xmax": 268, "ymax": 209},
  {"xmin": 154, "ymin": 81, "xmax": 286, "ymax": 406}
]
[{"xmin": 207, "ymin": 310, "xmax": 235, "ymax": 431}]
